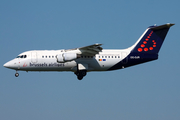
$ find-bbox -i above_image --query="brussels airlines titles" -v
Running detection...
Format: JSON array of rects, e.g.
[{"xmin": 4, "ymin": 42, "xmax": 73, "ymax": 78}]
[{"xmin": 29, "ymin": 63, "xmax": 65, "ymax": 67}]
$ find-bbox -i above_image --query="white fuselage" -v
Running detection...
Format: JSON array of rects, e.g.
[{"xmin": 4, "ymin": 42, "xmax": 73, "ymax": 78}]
[{"xmin": 5, "ymin": 48, "xmax": 131, "ymax": 72}]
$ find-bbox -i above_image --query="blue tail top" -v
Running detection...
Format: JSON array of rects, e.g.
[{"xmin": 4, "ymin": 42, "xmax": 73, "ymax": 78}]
[
  {"xmin": 108, "ymin": 23, "xmax": 174, "ymax": 71},
  {"xmin": 131, "ymin": 23, "xmax": 174, "ymax": 54}
]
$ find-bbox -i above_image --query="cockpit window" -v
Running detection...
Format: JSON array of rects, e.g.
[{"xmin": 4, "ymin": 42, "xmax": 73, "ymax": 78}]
[{"xmin": 16, "ymin": 55, "xmax": 27, "ymax": 58}]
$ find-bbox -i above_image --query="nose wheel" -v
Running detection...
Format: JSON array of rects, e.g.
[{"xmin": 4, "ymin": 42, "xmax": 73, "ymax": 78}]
[{"xmin": 15, "ymin": 71, "xmax": 19, "ymax": 77}]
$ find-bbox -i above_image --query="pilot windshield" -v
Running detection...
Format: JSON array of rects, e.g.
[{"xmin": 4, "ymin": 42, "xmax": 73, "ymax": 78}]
[{"xmin": 16, "ymin": 55, "xmax": 27, "ymax": 58}]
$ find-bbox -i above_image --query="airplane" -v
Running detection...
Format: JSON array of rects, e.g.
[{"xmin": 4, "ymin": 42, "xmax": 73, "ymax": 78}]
[{"xmin": 3, "ymin": 23, "xmax": 174, "ymax": 80}]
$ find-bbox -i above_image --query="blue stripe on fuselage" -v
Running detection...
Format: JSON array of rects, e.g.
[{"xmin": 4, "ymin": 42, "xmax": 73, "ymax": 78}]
[{"xmin": 108, "ymin": 53, "xmax": 158, "ymax": 71}]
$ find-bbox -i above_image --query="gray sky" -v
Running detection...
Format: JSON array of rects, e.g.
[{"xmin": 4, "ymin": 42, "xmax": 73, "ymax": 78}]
[{"xmin": 1, "ymin": 0, "xmax": 180, "ymax": 120}]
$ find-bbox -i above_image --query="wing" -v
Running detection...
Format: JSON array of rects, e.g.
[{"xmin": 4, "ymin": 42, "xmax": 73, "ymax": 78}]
[
  {"xmin": 78, "ymin": 43, "xmax": 103, "ymax": 56},
  {"xmin": 65, "ymin": 43, "xmax": 103, "ymax": 56}
]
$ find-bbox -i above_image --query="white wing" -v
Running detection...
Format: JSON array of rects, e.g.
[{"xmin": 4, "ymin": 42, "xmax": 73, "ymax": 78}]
[
  {"xmin": 78, "ymin": 43, "xmax": 103, "ymax": 55},
  {"xmin": 66, "ymin": 43, "xmax": 103, "ymax": 56}
]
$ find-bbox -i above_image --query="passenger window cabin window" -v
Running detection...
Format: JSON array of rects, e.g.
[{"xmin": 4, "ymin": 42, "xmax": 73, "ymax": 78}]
[
  {"xmin": 118, "ymin": 56, "xmax": 120, "ymax": 58},
  {"xmin": 49, "ymin": 56, "xmax": 51, "ymax": 58},
  {"xmin": 112, "ymin": 56, "xmax": 113, "ymax": 58},
  {"xmin": 108, "ymin": 56, "xmax": 110, "ymax": 58},
  {"xmin": 46, "ymin": 56, "xmax": 47, "ymax": 58},
  {"xmin": 52, "ymin": 56, "xmax": 54, "ymax": 58},
  {"xmin": 42, "ymin": 56, "xmax": 44, "ymax": 58}
]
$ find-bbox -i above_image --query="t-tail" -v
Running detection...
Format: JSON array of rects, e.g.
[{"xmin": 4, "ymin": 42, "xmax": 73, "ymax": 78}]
[
  {"xmin": 108, "ymin": 23, "xmax": 174, "ymax": 70},
  {"xmin": 131, "ymin": 23, "xmax": 174, "ymax": 54}
]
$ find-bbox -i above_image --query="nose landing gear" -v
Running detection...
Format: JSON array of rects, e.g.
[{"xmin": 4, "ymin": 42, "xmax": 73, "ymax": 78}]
[{"xmin": 15, "ymin": 71, "xmax": 19, "ymax": 77}]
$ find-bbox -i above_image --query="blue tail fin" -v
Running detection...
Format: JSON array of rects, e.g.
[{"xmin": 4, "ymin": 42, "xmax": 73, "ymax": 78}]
[
  {"xmin": 108, "ymin": 23, "xmax": 174, "ymax": 71},
  {"xmin": 131, "ymin": 23, "xmax": 174, "ymax": 54}
]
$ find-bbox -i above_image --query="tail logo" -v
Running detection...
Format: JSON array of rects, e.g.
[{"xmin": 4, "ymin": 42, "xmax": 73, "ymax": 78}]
[{"xmin": 138, "ymin": 31, "xmax": 157, "ymax": 52}]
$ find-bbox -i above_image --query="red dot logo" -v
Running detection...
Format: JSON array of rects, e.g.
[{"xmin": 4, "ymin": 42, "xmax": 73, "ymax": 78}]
[
  {"xmin": 137, "ymin": 31, "xmax": 157, "ymax": 52},
  {"xmin": 144, "ymin": 48, "xmax": 148, "ymax": 51},
  {"xmin": 138, "ymin": 48, "xmax": 143, "ymax": 52},
  {"xmin": 141, "ymin": 44, "xmax": 145, "ymax": 47},
  {"xmin": 149, "ymin": 47, "xmax": 153, "ymax": 50},
  {"xmin": 143, "ymin": 41, "xmax": 147, "ymax": 44}
]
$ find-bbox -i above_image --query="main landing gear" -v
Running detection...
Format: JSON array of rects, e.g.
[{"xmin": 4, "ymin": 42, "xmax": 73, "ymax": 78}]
[
  {"xmin": 15, "ymin": 71, "xmax": 19, "ymax": 77},
  {"xmin": 75, "ymin": 70, "xmax": 87, "ymax": 80}
]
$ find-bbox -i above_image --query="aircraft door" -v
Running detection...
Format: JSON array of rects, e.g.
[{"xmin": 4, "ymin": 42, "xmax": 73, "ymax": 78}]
[{"xmin": 31, "ymin": 52, "xmax": 37, "ymax": 63}]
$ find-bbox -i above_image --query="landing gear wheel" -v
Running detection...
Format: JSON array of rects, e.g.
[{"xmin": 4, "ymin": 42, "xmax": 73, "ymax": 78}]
[
  {"xmin": 76, "ymin": 70, "xmax": 87, "ymax": 80},
  {"xmin": 77, "ymin": 75, "xmax": 83, "ymax": 80},
  {"xmin": 81, "ymin": 70, "xmax": 87, "ymax": 76},
  {"xmin": 15, "ymin": 73, "xmax": 19, "ymax": 77}
]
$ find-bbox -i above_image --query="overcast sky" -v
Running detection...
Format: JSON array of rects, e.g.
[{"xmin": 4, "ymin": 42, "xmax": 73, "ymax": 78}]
[{"xmin": 1, "ymin": 0, "xmax": 180, "ymax": 120}]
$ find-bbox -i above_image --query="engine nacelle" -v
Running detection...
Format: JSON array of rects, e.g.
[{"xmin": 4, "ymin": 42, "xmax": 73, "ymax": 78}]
[{"xmin": 56, "ymin": 53, "xmax": 77, "ymax": 63}]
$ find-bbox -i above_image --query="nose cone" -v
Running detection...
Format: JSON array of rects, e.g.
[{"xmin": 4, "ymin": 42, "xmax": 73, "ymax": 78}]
[
  {"xmin": 3, "ymin": 62, "xmax": 10, "ymax": 68},
  {"xmin": 3, "ymin": 59, "xmax": 18, "ymax": 69},
  {"xmin": 3, "ymin": 61, "xmax": 13, "ymax": 68}
]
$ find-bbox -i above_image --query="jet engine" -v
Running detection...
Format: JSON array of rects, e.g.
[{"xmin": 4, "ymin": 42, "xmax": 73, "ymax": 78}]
[{"xmin": 56, "ymin": 53, "xmax": 77, "ymax": 63}]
